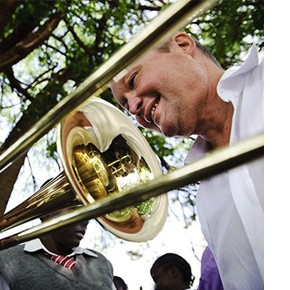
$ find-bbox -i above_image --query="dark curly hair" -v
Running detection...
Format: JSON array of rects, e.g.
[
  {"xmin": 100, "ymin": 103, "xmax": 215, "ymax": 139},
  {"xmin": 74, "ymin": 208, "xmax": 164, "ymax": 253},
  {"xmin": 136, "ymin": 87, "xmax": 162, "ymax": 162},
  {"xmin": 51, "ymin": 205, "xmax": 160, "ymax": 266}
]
[{"xmin": 150, "ymin": 253, "xmax": 195, "ymax": 286}]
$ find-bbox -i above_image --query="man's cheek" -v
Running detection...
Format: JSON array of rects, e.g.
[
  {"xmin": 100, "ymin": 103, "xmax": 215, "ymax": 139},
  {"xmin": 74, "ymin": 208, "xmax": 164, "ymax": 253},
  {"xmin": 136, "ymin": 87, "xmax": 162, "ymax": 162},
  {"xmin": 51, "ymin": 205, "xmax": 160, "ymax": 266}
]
[
  {"xmin": 135, "ymin": 116, "xmax": 158, "ymax": 132},
  {"xmin": 136, "ymin": 116, "xmax": 149, "ymax": 128}
]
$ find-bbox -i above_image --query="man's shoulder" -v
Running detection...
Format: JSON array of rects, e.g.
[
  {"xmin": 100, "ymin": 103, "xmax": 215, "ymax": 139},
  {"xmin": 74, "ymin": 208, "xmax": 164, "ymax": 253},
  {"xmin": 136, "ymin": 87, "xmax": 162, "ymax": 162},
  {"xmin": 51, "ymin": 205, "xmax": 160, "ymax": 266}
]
[
  {"xmin": 0, "ymin": 244, "xmax": 24, "ymax": 257},
  {"xmin": 75, "ymin": 247, "xmax": 106, "ymax": 259},
  {"xmin": 84, "ymin": 248, "xmax": 99, "ymax": 256},
  {"xmin": 0, "ymin": 244, "xmax": 26, "ymax": 267},
  {"xmin": 84, "ymin": 248, "xmax": 107, "ymax": 260},
  {"xmin": 81, "ymin": 248, "xmax": 113, "ymax": 268}
]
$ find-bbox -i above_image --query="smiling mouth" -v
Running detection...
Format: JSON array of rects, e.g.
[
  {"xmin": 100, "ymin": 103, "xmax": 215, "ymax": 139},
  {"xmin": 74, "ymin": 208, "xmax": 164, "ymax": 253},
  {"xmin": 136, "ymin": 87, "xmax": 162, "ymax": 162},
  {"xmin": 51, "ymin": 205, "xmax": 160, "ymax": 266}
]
[{"xmin": 150, "ymin": 100, "xmax": 159, "ymax": 124}]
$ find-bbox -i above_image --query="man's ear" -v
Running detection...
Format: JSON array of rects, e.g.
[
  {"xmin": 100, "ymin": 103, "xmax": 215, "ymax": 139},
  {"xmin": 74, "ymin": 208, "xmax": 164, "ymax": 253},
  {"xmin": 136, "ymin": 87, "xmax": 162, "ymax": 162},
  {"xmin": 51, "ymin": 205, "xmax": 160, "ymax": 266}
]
[{"xmin": 172, "ymin": 32, "xmax": 196, "ymax": 55}]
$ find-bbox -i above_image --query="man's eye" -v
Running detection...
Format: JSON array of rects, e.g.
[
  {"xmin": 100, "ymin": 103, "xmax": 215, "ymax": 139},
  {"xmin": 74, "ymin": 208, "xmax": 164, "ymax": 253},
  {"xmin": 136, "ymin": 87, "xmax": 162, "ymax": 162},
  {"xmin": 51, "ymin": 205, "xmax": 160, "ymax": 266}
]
[{"xmin": 128, "ymin": 72, "xmax": 137, "ymax": 89}]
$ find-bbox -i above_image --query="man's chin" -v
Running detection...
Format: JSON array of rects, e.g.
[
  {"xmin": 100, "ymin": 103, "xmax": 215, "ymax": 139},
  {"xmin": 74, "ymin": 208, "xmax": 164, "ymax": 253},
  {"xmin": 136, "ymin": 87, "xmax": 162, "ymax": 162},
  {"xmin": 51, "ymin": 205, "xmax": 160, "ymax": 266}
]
[{"xmin": 161, "ymin": 127, "xmax": 175, "ymax": 138}]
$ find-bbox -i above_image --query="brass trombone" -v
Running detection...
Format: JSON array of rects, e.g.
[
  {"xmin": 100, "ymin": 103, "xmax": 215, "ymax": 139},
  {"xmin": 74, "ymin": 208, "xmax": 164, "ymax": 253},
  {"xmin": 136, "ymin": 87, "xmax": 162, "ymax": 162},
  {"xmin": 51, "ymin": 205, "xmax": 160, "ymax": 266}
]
[
  {"xmin": 0, "ymin": 98, "xmax": 168, "ymax": 243},
  {"xmin": 0, "ymin": 133, "xmax": 264, "ymax": 250}
]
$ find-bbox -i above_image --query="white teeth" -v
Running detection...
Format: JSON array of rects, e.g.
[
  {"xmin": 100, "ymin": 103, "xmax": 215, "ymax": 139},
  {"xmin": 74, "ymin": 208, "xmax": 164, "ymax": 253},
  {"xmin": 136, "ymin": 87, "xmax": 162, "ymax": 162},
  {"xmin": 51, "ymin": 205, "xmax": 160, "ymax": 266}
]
[{"xmin": 151, "ymin": 102, "xmax": 158, "ymax": 122}]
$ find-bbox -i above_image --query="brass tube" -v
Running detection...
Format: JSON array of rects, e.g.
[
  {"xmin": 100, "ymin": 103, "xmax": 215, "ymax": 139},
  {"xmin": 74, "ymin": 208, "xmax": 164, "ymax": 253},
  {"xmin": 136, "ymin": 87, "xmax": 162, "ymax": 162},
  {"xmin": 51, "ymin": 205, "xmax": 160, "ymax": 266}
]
[
  {"xmin": 0, "ymin": 0, "xmax": 217, "ymax": 173},
  {"xmin": 0, "ymin": 133, "xmax": 263, "ymax": 250}
]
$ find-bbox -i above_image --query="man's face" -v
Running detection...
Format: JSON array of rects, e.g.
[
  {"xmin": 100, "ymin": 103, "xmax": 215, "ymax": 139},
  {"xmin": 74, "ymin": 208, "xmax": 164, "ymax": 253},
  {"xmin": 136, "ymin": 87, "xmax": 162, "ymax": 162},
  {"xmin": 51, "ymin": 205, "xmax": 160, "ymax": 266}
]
[
  {"xmin": 45, "ymin": 207, "xmax": 89, "ymax": 250},
  {"xmin": 151, "ymin": 266, "xmax": 178, "ymax": 290},
  {"xmin": 111, "ymin": 39, "xmax": 210, "ymax": 138}
]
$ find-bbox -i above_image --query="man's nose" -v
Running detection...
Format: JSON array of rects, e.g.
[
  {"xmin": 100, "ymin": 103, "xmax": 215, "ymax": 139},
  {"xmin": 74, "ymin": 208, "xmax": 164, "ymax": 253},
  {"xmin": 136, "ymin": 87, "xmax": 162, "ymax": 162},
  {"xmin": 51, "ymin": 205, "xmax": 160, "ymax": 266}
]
[
  {"xmin": 79, "ymin": 220, "xmax": 89, "ymax": 229},
  {"xmin": 127, "ymin": 94, "xmax": 142, "ymax": 115}
]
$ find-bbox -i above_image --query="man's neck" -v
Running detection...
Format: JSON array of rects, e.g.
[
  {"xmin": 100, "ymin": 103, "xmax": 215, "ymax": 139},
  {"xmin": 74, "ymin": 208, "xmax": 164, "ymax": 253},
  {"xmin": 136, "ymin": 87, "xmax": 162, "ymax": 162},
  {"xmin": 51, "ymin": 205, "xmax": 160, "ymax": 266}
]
[
  {"xmin": 199, "ymin": 100, "xmax": 233, "ymax": 149},
  {"xmin": 40, "ymin": 236, "xmax": 72, "ymax": 256}
]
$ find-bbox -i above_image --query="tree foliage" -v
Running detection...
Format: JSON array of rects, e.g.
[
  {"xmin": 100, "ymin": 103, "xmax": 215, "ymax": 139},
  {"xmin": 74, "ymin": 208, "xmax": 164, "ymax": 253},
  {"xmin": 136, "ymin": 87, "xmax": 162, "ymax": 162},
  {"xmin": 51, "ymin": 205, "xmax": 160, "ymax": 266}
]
[{"xmin": 0, "ymin": 0, "xmax": 263, "ymax": 220}]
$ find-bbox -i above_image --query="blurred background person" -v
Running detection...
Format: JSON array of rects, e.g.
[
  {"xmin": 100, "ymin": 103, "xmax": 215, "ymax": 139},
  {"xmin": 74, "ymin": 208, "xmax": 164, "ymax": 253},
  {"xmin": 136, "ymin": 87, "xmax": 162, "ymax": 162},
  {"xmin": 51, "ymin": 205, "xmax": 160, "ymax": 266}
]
[
  {"xmin": 113, "ymin": 275, "xmax": 128, "ymax": 290},
  {"xmin": 150, "ymin": 253, "xmax": 195, "ymax": 290}
]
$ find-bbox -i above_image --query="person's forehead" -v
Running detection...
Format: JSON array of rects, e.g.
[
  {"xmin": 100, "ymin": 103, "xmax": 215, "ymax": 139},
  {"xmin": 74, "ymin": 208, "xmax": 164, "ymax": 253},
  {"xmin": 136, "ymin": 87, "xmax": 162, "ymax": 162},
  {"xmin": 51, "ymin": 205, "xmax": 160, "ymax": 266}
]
[
  {"xmin": 112, "ymin": 50, "xmax": 158, "ymax": 84},
  {"xmin": 152, "ymin": 265, "xmax": 166, "ymax": 275},
  {"xmin": 151, "ymin": 267, "xmax": 161, "ymax": 279}
]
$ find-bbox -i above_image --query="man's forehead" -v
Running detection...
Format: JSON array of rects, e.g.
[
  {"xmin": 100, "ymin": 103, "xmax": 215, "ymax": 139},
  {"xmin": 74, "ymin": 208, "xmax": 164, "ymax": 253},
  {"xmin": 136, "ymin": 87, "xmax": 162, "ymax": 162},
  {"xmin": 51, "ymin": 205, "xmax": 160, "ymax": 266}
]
[
  {"xmin": 112, "ymin": 66, "xmax": 134, "ymax": 83},
  {"xmin": 112, "ymin": 61, "xmax": 140, "ymax": 84},
  {"xmin": 112, "ymin": 50, "xmax": 155, "ymax": 84}
]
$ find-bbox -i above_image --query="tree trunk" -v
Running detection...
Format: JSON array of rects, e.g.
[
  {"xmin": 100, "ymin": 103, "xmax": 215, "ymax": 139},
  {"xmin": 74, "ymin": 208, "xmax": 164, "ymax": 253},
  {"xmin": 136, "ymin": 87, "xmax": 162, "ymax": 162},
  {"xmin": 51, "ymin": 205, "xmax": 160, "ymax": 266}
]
[
  {"xmin": 0, "ymin": 0, "xmax": 21, "ymax": 36},
  {"xmin": 0, "ymin": 155, "xmax": 26, "ymax": 215}
]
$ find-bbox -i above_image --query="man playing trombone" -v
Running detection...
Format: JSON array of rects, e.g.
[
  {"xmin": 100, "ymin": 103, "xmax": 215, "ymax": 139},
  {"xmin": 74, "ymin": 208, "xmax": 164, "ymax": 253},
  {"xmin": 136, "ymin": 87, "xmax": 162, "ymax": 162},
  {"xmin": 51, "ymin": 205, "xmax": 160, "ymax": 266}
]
[{"xmin": 111, "ymin": 32, "xmax": 264, "ymax": 290}]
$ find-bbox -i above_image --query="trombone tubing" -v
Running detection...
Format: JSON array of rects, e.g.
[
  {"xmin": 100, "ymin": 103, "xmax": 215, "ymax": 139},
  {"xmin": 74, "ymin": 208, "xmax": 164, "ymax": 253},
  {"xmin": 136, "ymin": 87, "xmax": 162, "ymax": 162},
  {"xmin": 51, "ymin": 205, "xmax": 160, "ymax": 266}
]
[
  {"xmin": 0, "ymin": 0, "xmax": 218, "ymax": 173},
  {"xmin": 0, "ymin": 133, "xmax": 264, "ymax": 250}
]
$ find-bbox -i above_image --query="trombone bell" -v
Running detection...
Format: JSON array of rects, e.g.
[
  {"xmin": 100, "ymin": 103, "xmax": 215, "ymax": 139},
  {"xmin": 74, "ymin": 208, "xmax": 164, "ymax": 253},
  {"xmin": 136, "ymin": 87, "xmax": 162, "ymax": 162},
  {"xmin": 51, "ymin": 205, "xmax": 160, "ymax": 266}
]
[{"xmin": 0, "ymin": 98, "xmax": 168, "ymax": 242}]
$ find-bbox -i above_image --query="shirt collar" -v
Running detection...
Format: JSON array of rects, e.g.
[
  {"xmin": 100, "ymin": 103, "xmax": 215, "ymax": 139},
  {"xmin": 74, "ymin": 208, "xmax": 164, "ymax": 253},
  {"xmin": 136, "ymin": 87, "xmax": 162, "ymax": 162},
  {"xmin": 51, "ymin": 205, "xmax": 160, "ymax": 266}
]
[
  {"xmin": 217, "ymin": 45, "xmax": 261, "ymax": 102},
  {"xmin": 24, "ymin": 238, "xmax": 98, "ymax": 258},
  {"xmin": 221, "ymin": 45, "xmax": 259, "ymax": 80},
  {"xmin": 184, "ymin": 136, "xmax": 211, "ymax": 164}
]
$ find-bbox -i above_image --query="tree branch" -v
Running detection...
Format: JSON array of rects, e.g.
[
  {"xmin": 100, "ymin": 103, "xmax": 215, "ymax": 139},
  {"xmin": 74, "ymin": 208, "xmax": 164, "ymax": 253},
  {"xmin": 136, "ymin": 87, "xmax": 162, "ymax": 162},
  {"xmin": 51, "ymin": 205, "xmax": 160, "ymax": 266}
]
[
  {"xmin": 0, "ymin": 12, "xmax": 63, "ymax": 72},
  {"xmin": 0, "ymin": 155, "xmax": 26, "ymax": 215},
  {"xmin": 0, "ymin": 67, "xmax": 73, "ymax": 152},
  {"xmin": 44, "ymin": 42, "xmax": 67, "ymax": 56},
  {"xmin": 4, "ymin": 67, "xmax": 33, "ymax": 102},
  {"xmin": 65, "ymin": 22, "xmax": 94, "ymax": 56},
  {"xmin": 27, "ymin": 64, "xmax": 58, "ymax": 89},
  {"xmin": 51, "ymin": 33, "xmax": 69, "ymax": 52}
]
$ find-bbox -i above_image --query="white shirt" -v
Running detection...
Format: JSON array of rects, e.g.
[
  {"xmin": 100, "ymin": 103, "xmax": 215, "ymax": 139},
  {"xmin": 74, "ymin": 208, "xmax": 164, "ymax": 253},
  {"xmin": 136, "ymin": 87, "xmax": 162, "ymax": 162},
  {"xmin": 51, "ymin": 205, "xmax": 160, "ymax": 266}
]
[
  {"xmin": 0, "ymin": 239, "xmax": 117, "ymax": 290},
  {"xmin": 185, "ymin": 46, "xmax": 264, "ymax": 290},
  {"xmin": 24, "ymin": 238, "xmax": 100, "ymax": 257}
]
